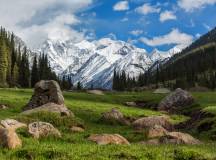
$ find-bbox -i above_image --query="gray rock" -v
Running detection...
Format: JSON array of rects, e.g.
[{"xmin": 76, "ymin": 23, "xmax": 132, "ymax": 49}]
[
  {"xmin": 158, "ymin": 88, "xmax": 194, "ymax": 113},
  {"xmin": 24, "ymin": 80, "xmax": 64, "ymax": 110},
  {"xmin": 100, "ymin": 108, "xmax": 130, "ymax": 125}
]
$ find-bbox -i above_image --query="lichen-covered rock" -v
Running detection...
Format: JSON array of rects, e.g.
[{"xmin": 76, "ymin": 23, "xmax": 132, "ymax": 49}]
[
  {"xmin": 24, "ymin": 80, "xmax": 64, "ymax": 110},
  {"xmin": 22, "ymin": 103, "xmax": 73, "ymax": 117},
  {"xmin": 160, "ymin": 132, "xmax": 201, "ymax": 145},
  {"xmin": 147, "ymin": 125, "xmax": 168, "ymax": 138},
  {"xmin": 1, "ymin": 119, "xmax": 27, "ymax": 130},
  {"xmin": 100, "ymin": 108, "xmax": 130, "ymax": 125},
  {"xmin": 28, "ymin": 122, "xmax": 61, "ymax": 139},
  {"xmin": 0, "ymin": 128, "xmax": 22, "ymax": 149},
  {"xmin": 132, "ymin": 116, "xmax": 173, "ymax": 131},
  {"xmin": 88, "ymin": 134, "xmax": 130, "ymax": 145},
  {"xmin": 158, "ymin": 88, "xmax": 194, "ymax": 113}
]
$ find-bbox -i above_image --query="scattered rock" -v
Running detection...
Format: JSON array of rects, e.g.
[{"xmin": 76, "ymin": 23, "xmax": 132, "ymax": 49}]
[
  {"xmin": 24, "ymin": 80, "xmax": 65, "ymax": 110},
  {"xmin": 70, "ymin": 126, "xmax": 85, "ymax": 133},
  {"xmin": 28, "ymin": 122, "xmax": 61, "ymax": 139},
  {"xmin": 158, "ymin": 88, "xmax": 194, "ymax": 113},
  {"xmin": 132, "ymin": 116, "xmax": 173, "ymax": 131},
  {"xmin": 22, "ymin": 103, "xmax": 73, "ymax": 117},
  {"xmin": 147, "ymin": 125, "xmax": 168, "ymax": 138},
  {"xmin": 0, "ymin": 104, "xmax": 8, "ymax": 109},
  {"xmin": 160, "ymin": 132, "xmax": 201, "ymax": 145},
  {"xmin": 153, "ymin": 88, "xmax": 171, "ymax": 94},
  {"xmin": 0, "ymin": 128, "xmax": 22, "ymax": 149},
  {"xmin": 88, "ymin": 134, "xmax": 130, "ymax": 145},
  {"xmin": 1, "ymin": 119, "xmax": 27, "ymax": 130},
  {"xmin": 100, "ymin": 108, "xmax": 130, "ymax": 125},
  {"xmin": 140, "ymin": 139, "xmax": 160, "ymax": 145},
  {"xmin": 87, "ymin": 90, "xmax": 104, "ymax": 95}
]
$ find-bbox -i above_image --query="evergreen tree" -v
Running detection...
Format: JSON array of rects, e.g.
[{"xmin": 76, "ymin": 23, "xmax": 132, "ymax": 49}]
[
  {"xmin": 31, "ymin": 56, "xmax": 39, "ymax": 87},
  {"xmin": 0, "ymin": 39, "xmax": 8, "ymax": 87}
]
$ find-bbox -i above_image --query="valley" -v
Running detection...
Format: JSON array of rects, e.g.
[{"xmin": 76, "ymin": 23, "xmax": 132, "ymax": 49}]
[{"xmin": 0, "ymin": 88, "xmax": 216, "ymax": 159}]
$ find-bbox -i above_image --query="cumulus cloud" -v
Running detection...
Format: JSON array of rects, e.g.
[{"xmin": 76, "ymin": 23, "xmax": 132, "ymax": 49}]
[
  {"xmin": 0, "ymin": 0, "xmax": 93, "ymax": 48},
  {"xmin": 129, "ymin": 30, "xmax": 143, "ymax": 36},
  {"xmin": 178, "ymin": 0, "xmax": 216, "ymax": 12},
  {"xmin": 160, "ymin": 11, "xmax": 177, "ymax": 22},
  {"xmin": 113, "ymin": 1, "xmax": 130, "ymax": 11},
  {"xmin": 135, "ymin": 3, "xmax": 160, "ymax": 15},
  {"xmin": 140, "ymin": 28, "xmax": 193, "ymax": 49}
]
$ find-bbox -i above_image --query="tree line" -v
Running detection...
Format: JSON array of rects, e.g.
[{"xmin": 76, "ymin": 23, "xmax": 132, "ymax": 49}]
[
  {"xmin": 0, "ymin": 27, "xmax": 74, "ymax": 90},
  {"xmin": 112, "ymin": 27, "xmax": 216, "ymax": 91}
]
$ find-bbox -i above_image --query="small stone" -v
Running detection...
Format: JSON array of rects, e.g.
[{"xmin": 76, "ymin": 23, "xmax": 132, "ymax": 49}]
[
  {"xmin": 88, "ymin": 134, "xmax": 130, "ymax": 145},
  {"xmin": 71, "ymin": 126, "xmax": 85, "ymax": 133}
]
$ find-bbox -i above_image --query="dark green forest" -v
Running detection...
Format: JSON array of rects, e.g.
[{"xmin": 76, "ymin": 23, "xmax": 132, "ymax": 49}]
[
  {"xmin": 113, "ymin": 27, "xmax": 216, "ymax": 91},
  {"xmin": 0, "ymin": 27, "xmax": 72, "ymax": 89}
]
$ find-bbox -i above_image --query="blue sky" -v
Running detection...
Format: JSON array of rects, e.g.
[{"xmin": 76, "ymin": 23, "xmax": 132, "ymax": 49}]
[
  {"xmin": 76, "ymin": 0, "xmax": 216, "ymax": 52},
  {"xmin": 0, "ymin": 0, "xmax": 215, "ymax": 53}
]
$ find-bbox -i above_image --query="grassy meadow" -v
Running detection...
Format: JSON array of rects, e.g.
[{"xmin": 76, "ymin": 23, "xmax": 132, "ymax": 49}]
[{"xmin": 0, "ymin": 88, "xmax": 216, "ymax": 160}]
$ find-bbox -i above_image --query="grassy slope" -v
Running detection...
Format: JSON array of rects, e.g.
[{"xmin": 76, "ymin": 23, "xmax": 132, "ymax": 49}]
[{"xmin": 0, "ymin": 89, "xmax": 216, "ymax": 160}]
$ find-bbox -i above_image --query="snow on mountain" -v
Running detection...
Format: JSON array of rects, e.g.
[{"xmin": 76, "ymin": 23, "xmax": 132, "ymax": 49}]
[{"xmin": 38, "ymin": 37, "xmax": 180, "ymax": 89}]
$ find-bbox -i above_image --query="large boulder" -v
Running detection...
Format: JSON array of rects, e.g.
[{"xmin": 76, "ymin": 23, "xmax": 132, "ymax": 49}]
[
  {"xmin": 100, "ymin": 108, "xmax": 130, "ymax": 125},
  {"xmin": 22, "ymin": 103, "xmax": 73, "ymax": 117},
  {"xmin": 159, "ymin": 132, "xmax": 201, "ymax": 145},
  {"xmin": 132, "ymin": 116, "xmax": 173, "ymax": 131},
  {"xmin": 1, "ymin": 119, "xmax": 27, "ymax": 130},
  {"xmin": 0, "ymin": 128, "xmax": 22, "ymax": 149},
  {"xmin": 158, "ymin": 88, "xmax": 194, "ymax": 113},
  {"xmin": 88, "ymin": 134, "xmax": 130, "ymax": 145},
  {"xmin": 24, "ymin": 80, "xmax": 64, "ymax": 110},
  {"xmin": 28, "ymin": 122, "xmax": 61, "ymax": 139},
  {"xmin": 23, "ymin": 80, "xmax": 73, "ymax": 116}
]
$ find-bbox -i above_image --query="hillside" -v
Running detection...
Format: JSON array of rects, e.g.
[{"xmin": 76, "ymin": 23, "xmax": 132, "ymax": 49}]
[
  {"xmin": 0, "ymin": 88, "xmax": 216, "ymax": 159},
  {"xmin": 142, "ymin": 27, "xmax": 216, "ymax": 90}
]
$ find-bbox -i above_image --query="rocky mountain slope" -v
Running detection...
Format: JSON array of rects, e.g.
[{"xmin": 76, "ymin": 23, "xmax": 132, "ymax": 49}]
[{"xmin": 36, "ymin": 37, "xmax": 180, "ymax": 89}]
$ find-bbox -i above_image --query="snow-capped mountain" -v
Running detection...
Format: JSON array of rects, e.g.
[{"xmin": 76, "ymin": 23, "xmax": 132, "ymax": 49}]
[
  {"xmin": 150, "ymin": 47, "xmax": 181, "ymax": 62},
  {"xmin": 38, "ymin": 37, "xmax": 180, "ymax": 89}
]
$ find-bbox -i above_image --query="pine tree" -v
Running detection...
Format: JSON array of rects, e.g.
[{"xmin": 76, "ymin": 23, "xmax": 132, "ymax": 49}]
[
  {"xmin": 0, "ymin": 39, "xmax": 8, "ymax": 87},
  {"xmin": 31, "ymin": 56, "xmax": 39, "ymax": 87}
]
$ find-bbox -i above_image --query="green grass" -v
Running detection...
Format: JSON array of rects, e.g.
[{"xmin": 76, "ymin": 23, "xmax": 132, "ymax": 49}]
[{"xmin": 0, "ymin": 89, "xmax": 216, "ymax": 159}]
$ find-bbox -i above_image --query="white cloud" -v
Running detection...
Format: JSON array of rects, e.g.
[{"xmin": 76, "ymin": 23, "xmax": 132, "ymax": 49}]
[
  {"xmin": 121, "ymin": 17, "xmax": 129, "ymax": 22},
  {"xmin": 135, "ymin": 3, "xmax": 160, "ymax": 15},
  {"xmin": 203, "ymin": 23, "xmax": 211, "ymax": 30},
  {"xmin": 0, "ymin": 0, "xmax": 93, "ymax": 48},
  {"xmin": 140, "ymin": 28, "xmax": 193, "ymax": 49},
  {"xmin": 113, "ymin": 1, "xmax": 129, "ymax": 11},
  {"xmin": 178, "ymin": 0, "xmax": 216, "ymax": 12},
  {"xmin": 129, "ymin": 30, "xmax": 143, "ymax": 36},
  {"xmin": 159, "ymin": 11, "xmax": 177, "ymax": 22}
]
